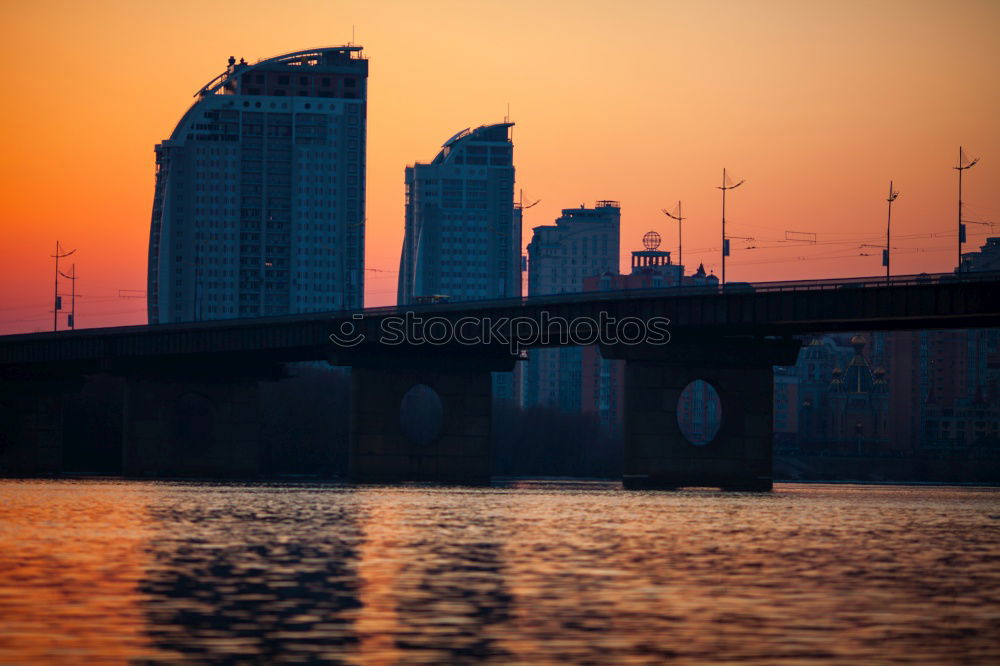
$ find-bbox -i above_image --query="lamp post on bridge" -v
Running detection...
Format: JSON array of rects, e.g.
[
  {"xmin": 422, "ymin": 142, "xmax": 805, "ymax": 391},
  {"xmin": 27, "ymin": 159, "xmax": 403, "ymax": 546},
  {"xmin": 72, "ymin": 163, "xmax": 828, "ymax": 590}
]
[
  {"xmin": 662, "ymin": 200, "xmax": 685, "ymax": 287},
  {"xmin": 718, "ymin": 168, "xmax": 744, "ymax": 286},
  {"xmin": 59, "ymin": 263, "xmax": 77, "ymax": 330},
  {"xmin": 954, "ymin": 146, "xmax": 978, "ymax": 273},
  {"xmin": 51, "ymin": 241, "xmax": 76, "ymax": 332},
  {"xmin": 885, "ymin": 181, "xmax": 899, "ymax": 284}
]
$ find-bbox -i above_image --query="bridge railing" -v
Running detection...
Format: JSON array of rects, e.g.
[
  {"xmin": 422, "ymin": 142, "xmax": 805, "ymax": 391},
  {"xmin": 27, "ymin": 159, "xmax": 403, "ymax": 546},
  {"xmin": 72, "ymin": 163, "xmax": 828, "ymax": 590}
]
[
  {"xmin": 358, "ymin": 270, "xmax": 1000, "ymax": 318},
  {"xmin": 4, "ymin": 271, "xmax": 998, "ymax": 346}
]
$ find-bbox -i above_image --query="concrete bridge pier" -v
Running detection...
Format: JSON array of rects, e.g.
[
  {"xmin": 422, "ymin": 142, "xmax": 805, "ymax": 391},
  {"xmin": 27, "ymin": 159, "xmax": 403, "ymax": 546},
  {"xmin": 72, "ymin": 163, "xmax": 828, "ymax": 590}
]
[
  {"xmin": 120, "ymin": 369, "xmax": 265, "ymax": 478},
  {"xmin": 605, "ymin": 338, "xmax": 802, "ymax": 491},
  {"xmin": 0, "ymin": 377, "xmax": 81, "ymax": 475},
  {"xmin": 338, "ymin": 351, "xmax": 515, "ymax": 484}
]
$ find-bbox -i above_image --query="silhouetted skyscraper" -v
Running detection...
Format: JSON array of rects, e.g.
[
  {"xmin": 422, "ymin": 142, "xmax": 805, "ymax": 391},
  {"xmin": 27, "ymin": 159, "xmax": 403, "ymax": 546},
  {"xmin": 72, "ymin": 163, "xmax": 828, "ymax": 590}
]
[
  {"xmin": 397, "ymin": 123, "xmax": 518, "ymax": 305},
  {"xmin": 526, "ymin": 201, "xmax": 620, "ymax": 298},
  {"xmin": 148, "ymin": 47, "xmax": 368, "ymax": 323},
  {"xmin": 524, "ymin": 201, "xmax": 621, "ymax": 411}
]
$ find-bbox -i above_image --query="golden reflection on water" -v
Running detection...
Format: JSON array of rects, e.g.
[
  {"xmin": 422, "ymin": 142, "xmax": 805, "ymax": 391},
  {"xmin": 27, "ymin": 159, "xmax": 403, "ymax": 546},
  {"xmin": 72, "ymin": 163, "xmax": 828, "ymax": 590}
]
[
  {"xmin": 0, "ymin": 481, "xmax": 998, "ymax": 664},
  {"xmin": 0, "ymin": 480, "xmax": 171, "ymax": 663},
  {"xmin": 353, "ymin": 487, "xmax": 518, "ymax": 664},
  {"xmin": 353, "ymin": 490, "xmax": 406, "ymax": 666}
]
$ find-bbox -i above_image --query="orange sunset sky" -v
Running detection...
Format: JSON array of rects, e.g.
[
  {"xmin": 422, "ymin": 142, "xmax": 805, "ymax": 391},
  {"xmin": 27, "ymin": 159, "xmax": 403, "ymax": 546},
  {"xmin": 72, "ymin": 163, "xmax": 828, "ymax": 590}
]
[{"xmin": 0, "ymin": 0, "xmax": 998, "ymax": 333}]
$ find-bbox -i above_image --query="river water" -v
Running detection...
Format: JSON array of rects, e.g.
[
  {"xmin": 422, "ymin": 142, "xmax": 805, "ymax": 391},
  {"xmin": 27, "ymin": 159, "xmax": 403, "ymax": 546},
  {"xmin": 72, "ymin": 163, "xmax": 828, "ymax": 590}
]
[{"xmin": 0, "ymin": 480, "xmax": 997, "ymax": 664}]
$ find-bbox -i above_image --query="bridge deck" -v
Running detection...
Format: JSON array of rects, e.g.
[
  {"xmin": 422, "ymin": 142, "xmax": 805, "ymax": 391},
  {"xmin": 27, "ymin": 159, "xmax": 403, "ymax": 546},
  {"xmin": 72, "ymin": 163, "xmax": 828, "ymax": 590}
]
[{"xmin": 1, "ymin": 271, "xmax": 998, "ymax": 372}]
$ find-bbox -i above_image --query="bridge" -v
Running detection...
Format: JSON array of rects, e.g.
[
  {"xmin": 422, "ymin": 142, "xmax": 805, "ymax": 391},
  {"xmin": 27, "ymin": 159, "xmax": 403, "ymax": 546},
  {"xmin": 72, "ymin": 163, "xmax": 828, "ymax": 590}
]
[{"xmin": 2, "ymin": 271, "xmax": 998, "ymax": 489}]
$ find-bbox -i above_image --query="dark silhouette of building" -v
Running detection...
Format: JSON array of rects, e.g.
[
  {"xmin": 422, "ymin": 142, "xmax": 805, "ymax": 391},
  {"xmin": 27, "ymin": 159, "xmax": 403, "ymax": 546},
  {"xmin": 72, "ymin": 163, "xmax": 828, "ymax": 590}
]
[
  {"xmin": 523, "ymin": 201, "xmax": 621, "ymax": 411},
  {"xmin": 397, "ymin": 123, "xmax": 518, "ymax": 305},
  {"xmin": 148, "ymin": 47, "xmax": 368, "ymax": 323},
  {"xmin": 876, "ymin": 238, "xmax": 1000, "ymax": 454},
  {"xmin": 827, "ymin": 335, "xmax": 890, "ymax": 454},
  {"xmin": 961, "ymin": 236, "xmax": 1000, "ymax": 272}
]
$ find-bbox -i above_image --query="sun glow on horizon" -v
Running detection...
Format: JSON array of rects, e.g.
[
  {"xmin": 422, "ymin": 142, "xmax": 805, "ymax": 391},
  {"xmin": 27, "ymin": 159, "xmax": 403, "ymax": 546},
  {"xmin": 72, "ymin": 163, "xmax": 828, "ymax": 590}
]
[{"xmin": 0, "ymin": 0, "xmax": 998, "ymax": 333}]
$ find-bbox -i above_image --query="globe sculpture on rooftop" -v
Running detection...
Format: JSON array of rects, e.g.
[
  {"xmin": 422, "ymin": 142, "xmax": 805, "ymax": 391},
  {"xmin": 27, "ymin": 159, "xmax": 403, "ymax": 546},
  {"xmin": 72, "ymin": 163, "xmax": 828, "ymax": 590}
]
[{"xmin": 643, "ymin": 230, "xmax": 662, "ymax": 251}]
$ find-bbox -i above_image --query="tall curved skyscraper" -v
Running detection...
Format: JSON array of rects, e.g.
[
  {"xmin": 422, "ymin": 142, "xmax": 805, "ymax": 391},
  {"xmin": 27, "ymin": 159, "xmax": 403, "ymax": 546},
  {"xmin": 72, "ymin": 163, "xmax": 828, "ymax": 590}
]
[
  {"xmin": 147, "ymin": 47, "xmax": 367, "ymax": 324},
  {"xmin": 397, "ymin": 123, "xmax": 519, "ymax": 305}
]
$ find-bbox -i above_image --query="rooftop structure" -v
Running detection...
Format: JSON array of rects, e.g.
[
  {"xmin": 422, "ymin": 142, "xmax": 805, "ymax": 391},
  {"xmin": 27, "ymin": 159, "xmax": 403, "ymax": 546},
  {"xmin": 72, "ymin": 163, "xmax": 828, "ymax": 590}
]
[
  {"xmin": 961, "ymin": 237, "xmax": 1000, "ymax": 273},
  {"xmin": 526, "ymin": 201, "xmax": 620, "ymax": 297},
  {"xmin": 196, "ymin": 47, "xmax": 367, "ymax": 99}
]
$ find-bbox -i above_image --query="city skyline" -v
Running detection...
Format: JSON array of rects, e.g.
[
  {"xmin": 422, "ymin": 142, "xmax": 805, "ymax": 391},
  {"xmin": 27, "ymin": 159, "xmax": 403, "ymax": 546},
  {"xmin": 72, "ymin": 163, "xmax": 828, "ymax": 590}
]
[{"xmin": 1, "ymin": 0, "xmax": 999, "ymax": 333}]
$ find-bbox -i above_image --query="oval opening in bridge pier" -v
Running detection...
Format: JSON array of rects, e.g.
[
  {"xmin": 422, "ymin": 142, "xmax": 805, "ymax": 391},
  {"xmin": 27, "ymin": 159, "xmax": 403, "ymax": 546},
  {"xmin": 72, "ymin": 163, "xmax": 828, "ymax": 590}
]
[
  {"xmin": 677, "ymin": 380, "xmax": 721, "ymax": 446},
  {"xmin": 399, "ymin": 384, "xmax": 444, "ymax": 446}
]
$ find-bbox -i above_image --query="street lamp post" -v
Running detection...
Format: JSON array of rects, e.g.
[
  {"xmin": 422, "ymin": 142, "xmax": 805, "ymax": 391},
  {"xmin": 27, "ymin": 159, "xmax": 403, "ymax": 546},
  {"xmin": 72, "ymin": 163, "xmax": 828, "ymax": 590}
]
[
  {"xmin": 954, "ymin": 146, "xmax": 979, "ymax": 272},
  {"xmin": 718, "ymin": 168, "xmax": 744, "ymax": 285},
  {"xmin": 51, "ymin": 241, "xmax": 76, "ymax": 332},
  {"xmin": 662, "ymin": 201, "xmax": 685, "ymax": 287},
  {"xmin": 885, "ymin": 181, "xmax": 899, "ymax": 284}
]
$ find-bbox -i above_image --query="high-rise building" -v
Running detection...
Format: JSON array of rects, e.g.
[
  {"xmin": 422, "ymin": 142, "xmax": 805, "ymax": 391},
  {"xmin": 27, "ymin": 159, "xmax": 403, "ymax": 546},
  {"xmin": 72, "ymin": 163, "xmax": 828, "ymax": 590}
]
[
  {"xmin": 147, "ymin": 47, "xmax": 368, "ymax": 324},
  {"xmin": 524, "ymin": 202, "xmax": 621, "ymax": 411},
  {"xmin": 397, "ymin": 123, "xmax": 518, "ymax": 305},
  {"xmin": 526, "ymin": 201, "xmax": 620, "ymax": 298}
]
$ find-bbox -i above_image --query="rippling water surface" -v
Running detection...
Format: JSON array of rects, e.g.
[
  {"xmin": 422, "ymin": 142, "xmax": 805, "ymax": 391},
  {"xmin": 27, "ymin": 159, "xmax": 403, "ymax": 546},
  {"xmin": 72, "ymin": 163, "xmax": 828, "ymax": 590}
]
[{"xmin": 0, "ymin": 480, "xmax": 998, "ymax": 664}]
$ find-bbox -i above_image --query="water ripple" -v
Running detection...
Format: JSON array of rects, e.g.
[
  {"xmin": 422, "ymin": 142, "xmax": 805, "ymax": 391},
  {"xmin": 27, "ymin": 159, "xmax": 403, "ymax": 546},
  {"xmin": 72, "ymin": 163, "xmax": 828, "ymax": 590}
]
[{"xmin": 0, "ymin": 481, "xmax": 998, "ymax": 664}]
